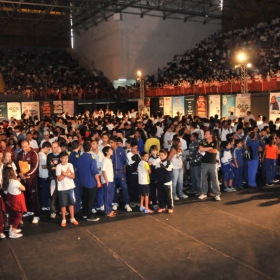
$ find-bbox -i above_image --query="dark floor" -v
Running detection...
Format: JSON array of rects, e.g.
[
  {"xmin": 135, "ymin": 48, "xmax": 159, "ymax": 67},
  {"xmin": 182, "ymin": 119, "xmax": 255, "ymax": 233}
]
[{"xmin": 1, "ymin": 185, "xmax": 280, "ymax": 280}]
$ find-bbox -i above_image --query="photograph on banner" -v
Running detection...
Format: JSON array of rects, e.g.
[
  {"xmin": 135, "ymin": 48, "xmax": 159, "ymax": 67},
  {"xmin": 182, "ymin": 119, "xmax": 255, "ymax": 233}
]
[
  {"xmin": 164, "ymin": 97, "xmax": 172, "ymax": 116},
  {"xmin": 269, "ymin": 92, "xmax": 280, "ymax": 121},
  {"xmin": 0, "ymin": 103, "xmax": 7, "ymax": 121},
  {"xmin": 196, "ymin": 96, "xmax": 207, "ymax": 118},
  {"xmin": 222, "ymin": 95, "xmax": 236, "ymax": 117},
  {"xmin": 159, "ymin": 97, "xmax": 164, "ymax": 108},
  {"xmin": 184, "ymin": 96, "xmax": 195, "ymax": 116},
  {"xmin": 53, "ymin": 101, "xmax": 63, "ymax": 114},
  {"xmin": 143, "ymin": 106, "xmax": 150, "ymax": 117},
  {"xmin": 235, "ymin": 94, "xmax": 251, "ymax": 117},
  {"xmin": 41, "ymin": 102, "xmax": 52, "ymax": 118},
  {"xmin": 144, "ymin": 98, "xmax": 151, "ymax": 107},
  {"xmin": 7, "ymin": 102, "xmax": 21, "ymax": 120},
  {"xmin": 62, "ymin": 101, "xmax": 75, "ymax": 116},
  {"xmin": 172, "ymin": 96, "xmax": 184, "ymax": 117},
  {"xmin": 22, "ymin": 102, "xmax": 40, "ymax": 120},
  {"xmin": 208, "ymin": 95, "xmax": 221, "ymax": 118}
]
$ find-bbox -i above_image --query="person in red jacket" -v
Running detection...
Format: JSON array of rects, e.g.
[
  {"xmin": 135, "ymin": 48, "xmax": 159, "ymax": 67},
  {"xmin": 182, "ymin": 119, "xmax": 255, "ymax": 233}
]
[{"xmin": 17, "ymin": 140, "xmax": 40, "ymax": 224}]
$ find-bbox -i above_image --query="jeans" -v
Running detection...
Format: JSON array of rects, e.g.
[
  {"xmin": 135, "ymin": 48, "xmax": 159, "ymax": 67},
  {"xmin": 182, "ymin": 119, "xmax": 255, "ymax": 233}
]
[
  {"xmin": 40, "ymin": 177, "xmax": 50, "ymax": 208},
  {"xmin": 95, "ymin": 185, "xmax": 105, "ymax": 208},
  {"xmin": 190, "ymin": 165, "xmax": 201, "ymax": 192},
  {"xmin": 104, "ymin": 182, "xmax": 115, "ymax": 215},
  {"xmin": 247, "ymin": 159, "xmax": 258, "ymax": 187},
  {"xmin": 265, "ymin": 158, "xmax": 276, "ymax": 184},
  {"xmin": 74, "ymin": 178, "xmax": 82, "ymax": 212},
  {"xmin": 114, "ymin": 173, "xmax": 130, "ymax": 205},
  {"xmin": 172, "ymin": 168, "xmax": 184, "ymax": 197},
  {"xmin": 233, "ymin": 167, "xmax": 243, "ymax": 188},
  {"xmin": 201, "ymin": 163, "xmax": 220, "ymax": 195}
]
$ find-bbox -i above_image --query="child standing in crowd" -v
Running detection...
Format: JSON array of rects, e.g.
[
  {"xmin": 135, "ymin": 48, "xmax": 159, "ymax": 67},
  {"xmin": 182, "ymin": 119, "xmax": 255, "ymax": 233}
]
[
  {"xmin": 157, "ymin": 149, "xmax": 174, "ymax": 213},
  {"xmin": 2, "ymin": 164, "xmax": 26, "ymax": 238},
  {"xmin": 56, "ymin": 151, "xmax": 79, "ymax": 227},
  {"xmin": 148, "ymin": 145, "xmax": 161, "ymax": 209},
  {"xmin": 221, "ymin": 141, "xmax": 236, "ymax": 192},
  {"xmin": 233, "ymin": 139, "xmax": 245, "ymax": 189},
  {"xmin": 101, "ymin": 146, "xmax": 116, "ymax": 218},
  {"xmin": 138, "ymin": 152, "xmax": 153, "ymax": 214}
]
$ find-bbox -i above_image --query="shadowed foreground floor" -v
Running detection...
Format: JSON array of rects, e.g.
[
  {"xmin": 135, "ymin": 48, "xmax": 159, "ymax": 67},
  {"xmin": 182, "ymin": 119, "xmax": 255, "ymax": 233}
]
[{"xmin": 1, "ymin": 186, "xmax": 280, "ymax": 280}]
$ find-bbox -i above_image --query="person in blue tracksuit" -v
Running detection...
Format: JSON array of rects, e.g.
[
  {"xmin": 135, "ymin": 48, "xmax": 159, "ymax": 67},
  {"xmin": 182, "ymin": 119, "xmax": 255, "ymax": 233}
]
[
  {"xmin": 233, "ymin": 139, "xmax": 245, "ymax": 189},
  {"xmin": 69, "ymin": 140, "xmax": 81, "ymax": 213},
  {"xmin": 109, "ymin": 136, "xmax": 132, "ymax": 212}
]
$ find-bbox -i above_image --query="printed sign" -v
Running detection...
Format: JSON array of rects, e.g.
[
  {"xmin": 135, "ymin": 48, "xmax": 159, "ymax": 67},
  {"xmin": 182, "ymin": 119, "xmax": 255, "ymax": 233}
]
[
  {"xmin": 0, "ymin": 103, "xmax": 7, "ymax": 121},
  {"xmin": 222, "ymin": 95, "xmax": 236, "ymax": 117},
  {"xmin": 63, "ymin": 101, "xmax": 75, "ymax": 116},
  {"xmin": 208, "ymin": 95, "xmax": 221, "ymax": 118},
  {"xmin": 164, "ymin": 97, "xmax": 172, "ymax": 116},
  {"xmin": 7, "ymin": 102, "xmax": 21, "ymax": 120},
  {"xmin": 184, "ymin": 96, "xmax": 195, "ymax": 116},
  {"xmin": 196, "ymin": 96, "xmax": 207, "ymax": 118},
  {"xmin": 269, "ymin": 92, "xmax": 280, "ymax": 121},
  {"xmin": 235, "ymin": 94, "xmax": 251, "ymax": 117},
  {"xmin": 172, "ymin": 96, "xmax": 184, "ymax": 117},
  {"xmin": 22, "ymin": 102, "xmax": 40, "ymax": 120},
  {"xmin": 53, "ymin": 101, "xmax": 63, "ymax": 114},
  {"xmin": 41, "ymin": 102, "xmax": 52, "ymax": 118}
]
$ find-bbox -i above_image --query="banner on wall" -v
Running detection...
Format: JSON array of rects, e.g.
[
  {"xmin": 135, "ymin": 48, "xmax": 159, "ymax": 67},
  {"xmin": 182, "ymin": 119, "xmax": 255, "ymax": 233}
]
[
  {"xmin": 0, "ymin": 103, "xmax": 7, "ymax": 121},
  {"xmin": 172, "ymin": 96, "xmax": 184, "ymax": 117},
  {"xmin": 41, "ymin": 102, "xmax": 52, "ymax": 118},
  {"xmin": 222, "ymin": 95, "xmax": 236, "ymax": 117},
  {"xmin": 22, "ymin": 102, "xmax": 40, "ymax": 120},
  {"xmin": 208, "ymin": 95, "xmax": 221, "ymax": 118},
  {"xmin": 159, "ymin": 97, "xmax": 164, "ymax": 108},
  {"xmin": 196, "ymin": 96, "xmax": 207, "ymax": 118},
  {"xmin": 269, "ymin": 92, "xmax": 280, "ymax": 121},
  {"xmin": 7, "ymin": 102, "xmax": 21, "ymax": 120},
  {"xmin": 236, "ymin": 94, "xmax": 251, "ymax": 117},
  {"xmin": 53, "ymin": 101, "xmax": 63, "ymax": 114},
  {"xmin": 184, "ymin": 96, "xmax": 195, "ymax": 116},
  {"xmin": 164, "ymin": 97, "xmax": 172, "ymax": 116},
  {"xmin": 63, "ymin": 101, "xmax": 75, "ymax": 116},
  {"xmin": 143, "ymin": 98, "xmax": 150, "ymax": 117}
]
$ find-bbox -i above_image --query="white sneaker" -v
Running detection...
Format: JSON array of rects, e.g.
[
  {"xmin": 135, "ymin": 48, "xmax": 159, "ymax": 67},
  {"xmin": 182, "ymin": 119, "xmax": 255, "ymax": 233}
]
[
  {"xmin": 9, "ymin": 231, "xmax": 23, "ymax": 238},
  {"xmin": 125, "ymin": 204, "xmax": 132, "ymax": 212},
  {"xmin": 223, "ymin": 187, "xmax": 232, "ymax": 192},
  {"xmin": 0, "ymin": 233, "xmax": 6, "ymax": 239},
  {"xmin": 112, "ymin": 203, "xmax": 118, "ymax": 211},
  {"xmin": 50, "ymin": 213, "xmax": 56, "ymax": 219},
  {"xmin": 229, "ymin": 187, "xmax": 236, "ymax": 192},
  {"xmin": 96, "ymin": 205, "xmax": 105, "ymax": 211},
  {"xmin": 198, "ymin": 194, "xmax": 207, "ymax": 200},
  {"xmin": 215, "ymin": 195, "xmax": 221, "ymax": 201},
  {"xmin": 91, "ymin": 208, "xmax": 97, "ymax": 213},
  {"xmin": 9, "ymin": 228, "xmax": 22, "ymax": 233},
  {"xmin": 180, "ymin": 194, "xmax": 188, "ymax": 199},
  {"xmin": 173, "ymin": 195, "xmax": 179, "ymax": 201},
  {"xmin": 32, "ymin": 217, "xmax": 40, "ymax": 224}
]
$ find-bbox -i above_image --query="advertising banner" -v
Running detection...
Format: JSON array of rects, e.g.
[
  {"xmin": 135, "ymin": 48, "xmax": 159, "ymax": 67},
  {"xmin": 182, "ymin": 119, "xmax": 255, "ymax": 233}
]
[
  {"xmin": 269, "ymin": 92, "xmax": 280, "ymax": 121},
  {"xmin": 7, "ymin": 102, "xmax": 21, "ymax": 120},
  {"xmin": 0, "ymin": 103, "xmax": 7, "ymax": 121},
  {"xmin": 222, "ymin": 95, "xmax": 236, "ymax": 117},
  {"xmin": 53, "ymin": 101, "xmax": 63, "ymax": 114},
  {"xmin": 208, "ymin": 95, "xmax": 221, "ymax": 118},
  {"xmin": 41, "ymin": 101, "xmax": 52, "ymax": 119},
  {"xmin": 164, "ymin": 97, "xmax": 172, "ymax": 116},
  {"xmin": 159, "ymin": 97, "xmax": 164, "ymax": 108},
  {"xmin": 235, "ymin": 94, "xmax": 251, "ymax": 117},
  {"xmin": 63, "ymin": 100, "xmax": 75, "ymax": 116},
  {"xmin": 196, "ymin": 96, "xmax": 207, "ymax": 118},
  {"xmin": 144, "ymin": 98, "xmax": 150, "ymax": 117},
  {"xmin": 172, "ymin": 96, "xmax": 184, "ymax": 117},
  {"xmin": 184, "ymin": 96, "xmax": 195, "ymax": 116},
  {"xmin": 22, "ymin": 102, "xmax": 40, "ymax": 120}
]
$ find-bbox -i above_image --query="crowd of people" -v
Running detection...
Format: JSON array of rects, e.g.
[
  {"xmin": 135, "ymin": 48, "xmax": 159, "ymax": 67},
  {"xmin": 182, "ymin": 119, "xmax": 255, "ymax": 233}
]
[
  {"xmin": 0, "ymin": 107, "xmax": 279, "ymax": 239},
  {"xmin": 145, "ymin": 17, "xmax": 280, "ymax": 88}
]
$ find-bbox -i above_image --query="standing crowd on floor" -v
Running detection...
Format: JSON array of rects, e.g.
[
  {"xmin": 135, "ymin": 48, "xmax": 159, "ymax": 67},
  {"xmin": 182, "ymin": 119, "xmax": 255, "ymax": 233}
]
[{"xmin": 0, "ymin": 108, "xmax": 280, "ymax": 239}]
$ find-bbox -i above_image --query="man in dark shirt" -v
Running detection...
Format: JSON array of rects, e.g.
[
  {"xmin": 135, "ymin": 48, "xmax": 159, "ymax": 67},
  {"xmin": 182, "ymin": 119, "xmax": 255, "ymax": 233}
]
[{"xmin": 198, "ymin": 130, "xmax": 221, "ymax": 201}]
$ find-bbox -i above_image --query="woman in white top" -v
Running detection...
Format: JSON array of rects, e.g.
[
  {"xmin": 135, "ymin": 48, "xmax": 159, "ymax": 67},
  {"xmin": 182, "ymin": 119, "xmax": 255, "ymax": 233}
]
[{"xmin": 168, "ymin": 138, "xmax": 188, "ymax": 200}]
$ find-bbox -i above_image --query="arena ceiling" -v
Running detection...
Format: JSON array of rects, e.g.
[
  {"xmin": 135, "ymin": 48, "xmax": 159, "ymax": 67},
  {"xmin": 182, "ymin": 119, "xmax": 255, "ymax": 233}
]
[{"xmin": 0, "ymin": 0, "xmax": 279, "ymax": 36}]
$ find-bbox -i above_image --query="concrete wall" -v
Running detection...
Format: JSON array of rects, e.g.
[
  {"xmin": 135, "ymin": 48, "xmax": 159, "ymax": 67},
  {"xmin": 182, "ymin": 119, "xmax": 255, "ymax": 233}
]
[{"xmin": 74, "ymin": 9, "xmax": 221, "ymax": 81}]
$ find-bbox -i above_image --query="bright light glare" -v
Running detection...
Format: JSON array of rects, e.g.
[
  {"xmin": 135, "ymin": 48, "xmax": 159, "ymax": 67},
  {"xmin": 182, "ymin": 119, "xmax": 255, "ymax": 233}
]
[
  {"xmin": 247, "ymin": 63, "xmax": 252, "ymax": 68},
  {"xmin": 220, "ymin": 0, "xmax": 224, "ymax": 10},
  {"xmin": 118, "ymin": 78, "xmax": 127, "ymax": 81},
  {"xmin": 137, "ymin": 70, "xmax": 142, "ymax": 77},
  {"xmin": 237, "ymin": 53, "xmax": 246, "ymax": 62}
]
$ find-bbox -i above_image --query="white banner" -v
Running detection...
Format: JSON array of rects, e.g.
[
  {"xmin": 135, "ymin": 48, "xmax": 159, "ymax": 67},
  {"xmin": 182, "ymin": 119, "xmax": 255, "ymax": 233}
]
[
  {"xmin": 53, "ymin": 101, "xmax": 63, "ymax": 114},
  {"xmin": 22, "ymin": 102, "xmax": 40, "ymax": 120},
  {"xmin": 235, "ymin": 94, "xmax": 251, "ymax": 117},
  {"xmin": 164, "ymin": 97, "xmax": 172, "ymax": 116},
  {"xmin": 269, "ymin": 92, "xmax": 280, "ymax": 121},
  {"xmin": 7, "ymin": 102, "xmax": 21, "ymax": 120},
  {"xmin": 62, "ymin": 101, "xmax": 75, "ymax": 116},
  {"xmin": 208, "ymin": 95, "xmax": 221, "ymax": 118}
]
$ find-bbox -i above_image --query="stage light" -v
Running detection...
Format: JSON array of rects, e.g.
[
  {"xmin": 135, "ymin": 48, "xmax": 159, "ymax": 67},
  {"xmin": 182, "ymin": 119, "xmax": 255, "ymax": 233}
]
[
  {"xmin": 237, "ymin": 52, "xmax": 246, "ymax": 62},
  {"xmin": 137, "ymin": 70, "xmax": 142, "ymax": 77},
  {"xmin": 247, "ymin": 63, "xmax": 252, "ymax": 68}
]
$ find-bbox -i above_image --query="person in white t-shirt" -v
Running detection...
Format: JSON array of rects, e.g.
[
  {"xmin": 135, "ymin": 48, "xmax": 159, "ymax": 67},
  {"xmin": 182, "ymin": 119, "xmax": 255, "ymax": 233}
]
[
  {"xmin": 39, "ymin": 142, "xmax": 51, "ymax": 210},
  {"xmin": 56, "ymin": 151, "xmax": 79, "ymax": 227},
  {"xmin": 26, "ymin": 132, "xmax": 39, "ymax": 152},
  {"xmin": 138, "ymin": 152, "xmax": 153, "ymax": 214},
  {"xmin": 101, "ymin": 146, "xmax": 116, "ymax": 218}
]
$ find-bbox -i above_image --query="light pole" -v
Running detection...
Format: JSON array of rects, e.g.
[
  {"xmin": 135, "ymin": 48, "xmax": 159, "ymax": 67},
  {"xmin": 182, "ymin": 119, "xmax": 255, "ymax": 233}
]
[{"xmin": 235, "ymin": 52, "xmax": 252, "ymax": 94}]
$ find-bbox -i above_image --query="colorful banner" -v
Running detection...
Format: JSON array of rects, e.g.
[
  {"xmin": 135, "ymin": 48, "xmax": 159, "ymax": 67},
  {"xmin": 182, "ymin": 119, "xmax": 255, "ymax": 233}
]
[
  {"xmin": 236, "ymin": 94, "xmax": 251, "ymax": 117},
  {"xmin": 208, "ymin": 95, "xmax": 221, "ymax": 118},
  {"xmin": 184, "ymin": 96, "xmax": 195, "ymax": 116},
  {"xmin": 7, "ymin": 102, "xmax": 21, "ymax": 120},
  {"xmin": 63, "ymin": 100, "xmax": 75, "ymax": 116},
  {"xmin": 269, "ymin": 92, "xmax": 280, "ymax": 121},
  {"xmin": 196, "ymin": 96, "xmax": 207, "ymax": 118},
  {"xmin": 22, "ymin": 102, "xmax": 40, "ymax": 120},
  {"xmin": 0, "ymin": 103, "xmax": 7, "ymax": 121},
  {"xmin": 222, "ymin": 95, "xmax": 236, "ymax": 117},
  {"xmin": 172, "ymin": 96, "xmax": 184, "ymax": 117},
  {"xmin": 41, "ymin": 101, "xmax": 52, "ymax": 119},
  {"xmin": 53, "ymin": 101, "xmax": 63, "ymax": 114},
  {"xmin": 164, "ymin": 97, "xmax": 172, "ymax": 116}
]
